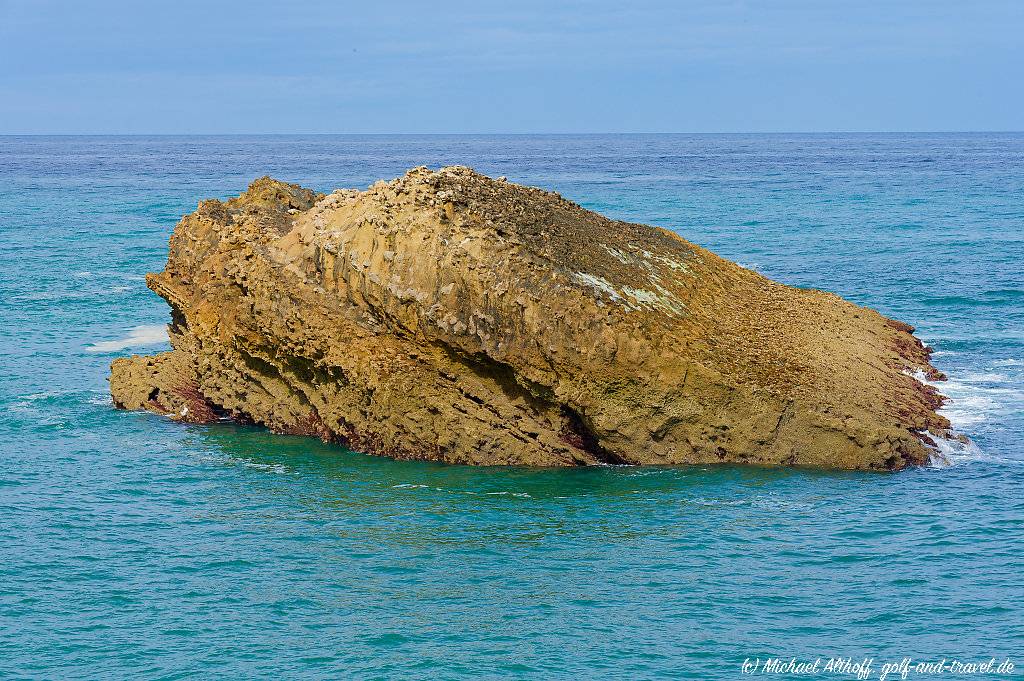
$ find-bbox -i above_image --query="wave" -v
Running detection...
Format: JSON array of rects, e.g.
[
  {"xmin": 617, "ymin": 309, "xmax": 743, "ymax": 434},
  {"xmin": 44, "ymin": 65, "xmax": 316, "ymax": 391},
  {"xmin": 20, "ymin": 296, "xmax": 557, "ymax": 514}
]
[
  {"xmin": 920, "ymin": 289, "xmax": 1024, "ymax": 308},
  {"xmin": 87, "ymin": 324, "xmax": 168, "ymax": 353},
  {"xmin": 958, "ymin": 371, "xmax": 1009, "ymax": 382},
  {"xmin": 927, "ymin": 432, "xmax": 985, "ymax": 467},
  {"xmin": 909, "ymin": 369, "xmax": 1020, "ymax": 431},
  {"xmin": 937, "ymin": 379, "xmax": 1021, "ymax": 432},
  {"xmin": 191, "ymin": 453, "xmax": 291, "ymax": 475},
  {"xmin": 905, "ymin": 361, "xmax": 1022, "ymax": 467}
]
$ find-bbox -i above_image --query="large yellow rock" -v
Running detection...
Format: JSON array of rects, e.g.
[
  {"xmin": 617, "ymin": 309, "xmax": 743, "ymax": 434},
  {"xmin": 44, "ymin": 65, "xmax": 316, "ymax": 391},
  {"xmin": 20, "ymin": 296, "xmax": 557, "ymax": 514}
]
[{"xmin": 110, "ymin": 167, "xmax": 950, "ymax": 469}]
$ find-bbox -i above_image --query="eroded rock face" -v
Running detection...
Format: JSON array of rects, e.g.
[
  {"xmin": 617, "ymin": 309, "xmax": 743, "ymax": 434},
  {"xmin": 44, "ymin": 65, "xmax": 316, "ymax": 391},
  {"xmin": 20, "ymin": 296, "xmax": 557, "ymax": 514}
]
[{"xmin": 110, "ymin": 167, "xmax": 951, "ymax": 470}]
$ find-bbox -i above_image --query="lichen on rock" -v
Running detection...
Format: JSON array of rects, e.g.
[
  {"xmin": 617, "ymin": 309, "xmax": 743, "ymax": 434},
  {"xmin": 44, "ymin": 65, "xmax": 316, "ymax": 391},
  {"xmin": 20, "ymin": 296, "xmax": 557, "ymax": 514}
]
[{"xmin": 109, "ymin": 167, "xmax": 952, "ymax": 470}]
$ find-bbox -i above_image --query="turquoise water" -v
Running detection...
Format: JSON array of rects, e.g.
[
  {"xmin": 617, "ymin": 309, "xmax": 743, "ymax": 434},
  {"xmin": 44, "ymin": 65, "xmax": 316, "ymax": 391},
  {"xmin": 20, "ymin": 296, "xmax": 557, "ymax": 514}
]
[{"xmin": 1, "ymin": 134, "xmax": 1022, "ymax": 679}]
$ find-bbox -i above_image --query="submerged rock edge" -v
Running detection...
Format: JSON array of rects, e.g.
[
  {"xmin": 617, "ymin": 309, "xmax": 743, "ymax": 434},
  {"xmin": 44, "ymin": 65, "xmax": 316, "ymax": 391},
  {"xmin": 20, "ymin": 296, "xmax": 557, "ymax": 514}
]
[{"xmin": 109, "ymin": 166, "xmax": 952, "ymax": 470}]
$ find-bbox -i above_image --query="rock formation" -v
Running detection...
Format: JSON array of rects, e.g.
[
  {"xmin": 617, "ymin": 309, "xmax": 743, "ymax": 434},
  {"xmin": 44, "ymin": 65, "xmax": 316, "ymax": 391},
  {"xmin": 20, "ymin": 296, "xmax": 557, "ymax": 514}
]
[{"xmin": 110, "ymin": 167, "xmax": 951, "ymax": 470}]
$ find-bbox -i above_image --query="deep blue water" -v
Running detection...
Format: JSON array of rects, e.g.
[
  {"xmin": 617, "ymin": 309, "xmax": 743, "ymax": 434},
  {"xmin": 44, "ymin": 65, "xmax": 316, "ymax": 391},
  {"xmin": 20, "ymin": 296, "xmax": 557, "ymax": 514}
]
[{"xmin": 1, "ymin": 134, "xmax": 1022, "ymax": 680}]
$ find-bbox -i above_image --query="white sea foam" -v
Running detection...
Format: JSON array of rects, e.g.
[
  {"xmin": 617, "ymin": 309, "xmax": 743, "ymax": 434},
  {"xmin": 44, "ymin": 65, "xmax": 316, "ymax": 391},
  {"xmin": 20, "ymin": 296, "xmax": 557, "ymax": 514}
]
[
  {"xmin": 926, "ymin": 432, "xmax": 985, "ymax": 467},
  {"xmin": 192, "ymin": 453, "xmax": 291, "ymax": 475},
  {"xmin": 238, "ymin": 460, "xmax": 290, "ymax": 475},
  {"xmin": 960, "ymin": 372, "xmax": 1009, "ymax": 382},
  {"xmin": 906, "ymin": 367, "xmax": 1019, "ymax": 432},
  {"xmin": 904, "ymin": 362, "xmax": 1023, "ymax": 467},
  {"xmin": 87, "ymin": 324, "xmax": 168, "ymax": 353},
  {"xmin": 936, "ymin": 379, "xmax": 1020, "ymax": 431},
  {"xmin": 938, "ymin": 392, "xmax": 1003, "ymax": 428}
]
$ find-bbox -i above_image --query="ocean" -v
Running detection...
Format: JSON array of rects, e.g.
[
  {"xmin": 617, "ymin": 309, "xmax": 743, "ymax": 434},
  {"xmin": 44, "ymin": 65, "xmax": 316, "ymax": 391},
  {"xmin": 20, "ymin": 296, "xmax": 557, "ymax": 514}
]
[{"xmin": 1, "ymin": 134, "xmax": 1021, "ymax": 679}]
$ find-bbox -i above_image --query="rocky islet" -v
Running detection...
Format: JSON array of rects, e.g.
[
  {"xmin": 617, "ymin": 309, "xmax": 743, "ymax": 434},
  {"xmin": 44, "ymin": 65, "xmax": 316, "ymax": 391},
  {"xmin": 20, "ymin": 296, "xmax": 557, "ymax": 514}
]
[{"xmin": 110, "ymin": 167, "xmax": 951, "ymax": 470}]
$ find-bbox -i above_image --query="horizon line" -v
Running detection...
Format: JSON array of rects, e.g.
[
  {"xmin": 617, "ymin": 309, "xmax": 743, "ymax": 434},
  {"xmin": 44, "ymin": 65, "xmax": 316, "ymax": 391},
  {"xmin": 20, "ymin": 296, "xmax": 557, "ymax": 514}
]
[{"xmin": 2, "ymin": 130, "xmax": 1023, "ymax": 137}]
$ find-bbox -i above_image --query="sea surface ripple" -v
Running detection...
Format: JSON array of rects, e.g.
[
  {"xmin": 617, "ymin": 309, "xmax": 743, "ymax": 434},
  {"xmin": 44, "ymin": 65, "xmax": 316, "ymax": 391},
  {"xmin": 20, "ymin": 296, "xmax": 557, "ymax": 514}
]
[{"xmin": 1, "ymin": 134, "xmax": 1021, "ymax": 679}]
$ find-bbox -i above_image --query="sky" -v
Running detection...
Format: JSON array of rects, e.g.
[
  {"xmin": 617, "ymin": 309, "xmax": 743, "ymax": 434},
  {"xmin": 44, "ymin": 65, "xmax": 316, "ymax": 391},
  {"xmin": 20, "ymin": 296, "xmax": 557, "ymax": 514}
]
[{"xmin": 0, "ymin": 0, "xmax": 1021, "ymax": 134}]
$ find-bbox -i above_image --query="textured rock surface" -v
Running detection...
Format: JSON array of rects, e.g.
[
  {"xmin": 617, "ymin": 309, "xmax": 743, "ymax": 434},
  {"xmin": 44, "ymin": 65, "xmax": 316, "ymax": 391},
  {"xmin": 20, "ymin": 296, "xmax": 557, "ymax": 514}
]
[{"xmin": 110, "ymin": 167, "xmax": 951, "ymax": 470}]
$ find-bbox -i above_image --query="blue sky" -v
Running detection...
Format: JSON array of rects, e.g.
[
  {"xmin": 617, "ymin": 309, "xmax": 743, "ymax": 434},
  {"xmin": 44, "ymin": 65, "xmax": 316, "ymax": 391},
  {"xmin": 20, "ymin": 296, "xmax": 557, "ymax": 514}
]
[{"xmin": 1, "ymin": 0, "xmax": 1021, "ymax": 133}]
